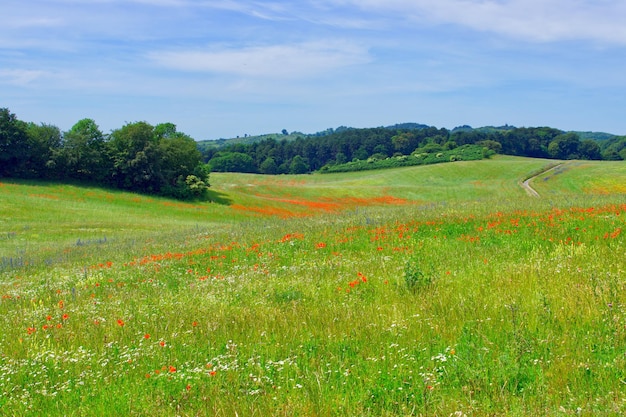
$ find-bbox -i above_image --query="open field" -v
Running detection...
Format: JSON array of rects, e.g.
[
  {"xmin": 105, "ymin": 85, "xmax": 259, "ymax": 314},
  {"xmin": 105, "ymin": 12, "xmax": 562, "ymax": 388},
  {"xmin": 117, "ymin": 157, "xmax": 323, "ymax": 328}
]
[{"xmin": 1, "ymin": 156, "xmax": 625, "ymax": 416}]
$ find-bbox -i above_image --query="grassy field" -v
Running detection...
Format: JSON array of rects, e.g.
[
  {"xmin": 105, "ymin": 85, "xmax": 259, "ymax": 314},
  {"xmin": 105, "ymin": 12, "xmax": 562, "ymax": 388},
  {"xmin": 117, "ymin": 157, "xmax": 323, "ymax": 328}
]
[{"xmin": 1, "ymin": 156, "xmax": 625, "ymax": 416}]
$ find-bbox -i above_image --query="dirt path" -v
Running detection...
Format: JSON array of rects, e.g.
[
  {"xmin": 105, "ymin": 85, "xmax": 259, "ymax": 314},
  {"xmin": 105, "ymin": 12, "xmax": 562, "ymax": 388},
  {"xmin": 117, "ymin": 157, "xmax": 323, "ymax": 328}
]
[{"xmin": 521, "ymin": 163, "xmax": 564, "ymax": 197}]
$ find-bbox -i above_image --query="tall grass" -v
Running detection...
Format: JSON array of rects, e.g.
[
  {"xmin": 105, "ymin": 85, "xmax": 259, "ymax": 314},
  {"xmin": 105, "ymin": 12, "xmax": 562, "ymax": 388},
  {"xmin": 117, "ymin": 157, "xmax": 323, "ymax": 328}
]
[{"xmin": 1, "ymin": 158, "xmax": 625, "ymax": 416}]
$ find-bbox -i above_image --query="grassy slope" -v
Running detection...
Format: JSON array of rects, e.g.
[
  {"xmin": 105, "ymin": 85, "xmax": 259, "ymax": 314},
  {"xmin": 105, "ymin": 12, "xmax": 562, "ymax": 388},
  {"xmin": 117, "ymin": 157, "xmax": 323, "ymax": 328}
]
[{"xmin": 1, "ymin": 157, "xmax": 625, "ymax": 416}]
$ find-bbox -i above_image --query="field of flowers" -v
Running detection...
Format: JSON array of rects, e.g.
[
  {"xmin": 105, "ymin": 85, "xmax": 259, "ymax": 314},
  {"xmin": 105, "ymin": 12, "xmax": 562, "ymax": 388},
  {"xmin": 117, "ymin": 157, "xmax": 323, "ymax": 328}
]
[{"xmin": 1, "ymin": 157, "xmax": 625, "ymax": 416}]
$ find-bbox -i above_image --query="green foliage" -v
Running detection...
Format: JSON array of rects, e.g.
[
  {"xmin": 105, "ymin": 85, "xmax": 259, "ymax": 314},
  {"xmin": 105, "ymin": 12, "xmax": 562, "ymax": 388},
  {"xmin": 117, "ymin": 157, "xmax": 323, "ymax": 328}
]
[
  {"xmin": 209, "ymin": 152, "xmax": 257, "ymax": 173},
  {"xmin": 320, "ymin": 144, "xmax": 488, "ymax": 173},
  {"xmin": 404, "ymin": 257, "xmax": 431, "ymax": 292},
  {"xmin": 0, "ymin": 107, "xmax": 28, "ymax": 177},
  {"xmin": 548, "ymin": 132, "xmax": 581, "ymax": 159},
  {"xmin": 0, "ymin": 108, "xmax": 210, "ymax": 200}
]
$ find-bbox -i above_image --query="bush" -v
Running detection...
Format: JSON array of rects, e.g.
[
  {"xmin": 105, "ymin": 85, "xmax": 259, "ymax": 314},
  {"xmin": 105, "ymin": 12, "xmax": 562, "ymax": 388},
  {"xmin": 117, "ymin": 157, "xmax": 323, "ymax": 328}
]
[{"xmin": 404, "ymin": 258, "xmax": 432, "ymax": 292}]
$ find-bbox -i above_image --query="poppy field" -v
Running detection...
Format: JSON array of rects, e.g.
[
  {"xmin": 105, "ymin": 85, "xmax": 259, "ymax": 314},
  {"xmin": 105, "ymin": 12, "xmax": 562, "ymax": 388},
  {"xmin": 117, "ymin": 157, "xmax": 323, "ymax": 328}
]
[{"xmin": 1, "ymin": 156, "xmax": 625, "ymax": 416}]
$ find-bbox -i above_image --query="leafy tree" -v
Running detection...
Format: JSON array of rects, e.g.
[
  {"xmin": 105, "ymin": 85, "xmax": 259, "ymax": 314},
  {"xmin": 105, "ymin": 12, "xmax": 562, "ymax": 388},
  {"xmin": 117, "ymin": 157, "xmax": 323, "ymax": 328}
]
[
  {"xmin": 477, "ymin": 139, "xmax": 502, "ymax": 154},
  {"xmin": 108, "ymin": 121, "xmax": 163, "ymax": 192},
  {"xmin": 209, "ymin": 152, "xmax": 257, "ymax": 173},
  {"xmin": 59, "ymin": 118, "xmax": 107, "ymax": 182},
  {"xmin": 548, "ymin": 133, "xmax": 581, "ymax": 159},
  {"xmin": 158, "ymin": 129, "xmax": 201, "ymax": 181},
  {"xmin": 25, "ymin": 123, "xmax": 62, "ymax": 178},
  {"xmin": 578, "ymin": 139, "xmax": 602, "ymax": 160},
  {"xmin": 259, "ymin": 157, "xmax": 279, "ymax": 174},
  {"xmin": 391, "ymin": 132, "xmax": 413, "ymax": 154},
  {"xmin": 289, "ymin": 155, "xmax": 310, "ymax": 174},
  {"xmin": 0, "ymin": 108, "xmax": 28, "ymax": 177}
]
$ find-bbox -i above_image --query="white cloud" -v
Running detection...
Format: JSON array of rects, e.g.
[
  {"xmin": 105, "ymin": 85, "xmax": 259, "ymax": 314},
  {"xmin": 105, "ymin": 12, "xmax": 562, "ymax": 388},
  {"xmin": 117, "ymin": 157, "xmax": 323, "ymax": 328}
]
[
  {"xmin": 325, "ymin": 0, "xmax": 626, "ymax": 44},
  {"xmin": 148, "ymin": 41, "xmax": 370, "ymax": 78},
  {"xmin": 0, "ymin": 69, "xmax": 48, "ymax": 85}
]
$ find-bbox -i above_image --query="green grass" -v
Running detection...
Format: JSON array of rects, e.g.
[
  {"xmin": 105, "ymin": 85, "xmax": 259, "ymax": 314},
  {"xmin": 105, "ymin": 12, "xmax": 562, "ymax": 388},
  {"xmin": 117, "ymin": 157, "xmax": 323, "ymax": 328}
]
[{"xmin": 1, "ymin": 157, "xmax": 625, "ymax": 416}]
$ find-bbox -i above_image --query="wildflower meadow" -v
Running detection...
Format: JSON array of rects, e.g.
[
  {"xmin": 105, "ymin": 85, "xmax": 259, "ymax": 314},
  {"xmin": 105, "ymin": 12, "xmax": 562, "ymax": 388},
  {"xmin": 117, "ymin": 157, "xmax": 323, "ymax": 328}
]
[{"xmin": 1, "ymin": 156, "xmax": 625, "ymax": 416}]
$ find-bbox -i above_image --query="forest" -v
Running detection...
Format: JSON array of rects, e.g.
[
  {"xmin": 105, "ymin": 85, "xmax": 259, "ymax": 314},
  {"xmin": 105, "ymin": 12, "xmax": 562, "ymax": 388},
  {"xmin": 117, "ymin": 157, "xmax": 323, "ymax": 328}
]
[
  {"xmin": 200, "ymin": 124, "xmax": 626, "ymax": 174},
  {"xmin": 2, "ymin": 106, "xmax": 626, "ymax": 199}
]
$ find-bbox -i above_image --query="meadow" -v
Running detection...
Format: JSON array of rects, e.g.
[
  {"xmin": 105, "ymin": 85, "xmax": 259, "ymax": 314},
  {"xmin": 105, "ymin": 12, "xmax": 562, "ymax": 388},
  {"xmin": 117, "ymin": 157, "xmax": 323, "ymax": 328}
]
[{"xmin": 1, "ymin": 156, "xmax": 625, "ymax": 416}]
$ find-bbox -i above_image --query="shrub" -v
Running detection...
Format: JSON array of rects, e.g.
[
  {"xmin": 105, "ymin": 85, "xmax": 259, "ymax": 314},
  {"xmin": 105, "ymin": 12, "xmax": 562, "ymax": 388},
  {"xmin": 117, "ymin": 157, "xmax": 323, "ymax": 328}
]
[{"xmin": 404, "ymin": 258, "xmax": 432, "ymax": 292}]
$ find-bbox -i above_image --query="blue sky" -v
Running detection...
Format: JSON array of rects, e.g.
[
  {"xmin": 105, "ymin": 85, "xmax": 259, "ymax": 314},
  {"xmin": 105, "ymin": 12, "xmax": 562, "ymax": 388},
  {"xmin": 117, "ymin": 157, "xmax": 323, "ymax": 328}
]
[{"xmin": 2, "ymin": 0, "xmax": 626, "ymax": 140}]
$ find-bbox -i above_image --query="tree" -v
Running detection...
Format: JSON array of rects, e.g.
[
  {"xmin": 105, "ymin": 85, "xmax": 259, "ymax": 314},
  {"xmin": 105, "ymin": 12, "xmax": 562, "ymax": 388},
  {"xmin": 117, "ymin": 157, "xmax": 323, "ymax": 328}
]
[
  {"xmin": 59, "ymin": 118, "xmax": 107, "ymax": 182},
  {"xmin": 0, "ymin": 108, "xmax": 28, "ymax": 177},
  {"xmin": 156, "ymin": 124, "xmax": 209, "ymax": 198},
  {"xmin": 289, "ymin": 155, "xmax": 309, "ymax": 174},
  {"xmin": 25, "ymin": 123, "xmax": 62, "ymax": 178},
  {"xmin": 476, "ymin": 140, "xmax": 502, "ymax": 154},
  {"xmin": 209, "ymin": 152, "xmax": 257, "ymax": 173},
  {"xmin": 578, "ymin": 139, "xmax": 602, "ymax": 160},
  {"xmin": 391, "ymin": 133, "xmax": 413, "ymax": 155},
  {"xmin": 108, "ymin": 121, "xmax": 163, "ymax": 192},
  {"xmin": 259, "ymin": 157, "xmax": 279, "ymax": 174},
  {"xmin": 548, "ymin": 133, "xmax": 580, "ymax": 159}
]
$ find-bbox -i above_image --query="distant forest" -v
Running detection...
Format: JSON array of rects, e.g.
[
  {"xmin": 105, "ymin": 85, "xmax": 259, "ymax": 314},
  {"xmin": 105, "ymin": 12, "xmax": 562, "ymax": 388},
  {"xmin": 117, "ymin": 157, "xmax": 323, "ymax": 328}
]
[
  {"xmin": 199, "ymin": 123, "xmax": 626, "ymax": 175},
  {"xmin": 2, "ymin": 106, "xmax": 626, "ymax": 199}
]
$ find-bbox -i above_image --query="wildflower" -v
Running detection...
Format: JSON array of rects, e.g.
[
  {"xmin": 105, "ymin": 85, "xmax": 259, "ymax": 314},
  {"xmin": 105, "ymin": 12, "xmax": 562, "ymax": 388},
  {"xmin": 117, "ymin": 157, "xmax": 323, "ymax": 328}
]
[
  {"xmin": 117, "ymin": 319, "xmax": 125, "ymax": 327},
  {"xmin": 209, "ymin": 370, "xmax": 217, "ymax": 376},
  {"xmin": 145, "ymin": 373, "xmax": 151, "ymax": 378},
  {"xmin": 62, "ymin": 314, "xmax": 69, "ymax": 320},
  {"xmin": 58, "ymin": 300, "xmax": 64, "ymax": 309},
  {"xmin": 46, "ymin": 315, "xmax": 52, "ymax": 321},
  {"xmin": 192, "ymin": 321, "xmax": 198, "ymax": 327},
  {"xmin": 93, "ymin": 320, "xmax": 100, "ymax": 325},
  {"xmin": 27, "ymin": 327, "xmax": 36, "ymax": 335},
  {"xmin": 316, "ymin": 242, "xmax": 327, "ymax": 249},
  {"xmin": 144, "ymin": 334, "xmax": 150, "ymax": 339},
  {"xmin": 160, "ymin": 340, "xmax": 166, "ymax": 347},
  {"xmin": 186, "ymin": 384, "xmax": 191, "ymax": 391},
  {"xmin": 169, "ymin": 366, "xmax": 177, "ymax": 373}
]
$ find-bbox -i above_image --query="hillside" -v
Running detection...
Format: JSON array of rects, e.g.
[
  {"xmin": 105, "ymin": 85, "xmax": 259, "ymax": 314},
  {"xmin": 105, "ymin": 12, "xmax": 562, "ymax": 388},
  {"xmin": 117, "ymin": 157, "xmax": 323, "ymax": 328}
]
[{"xmin": 2, "ymin": 157, "xmax": 626, "ymax": 416}]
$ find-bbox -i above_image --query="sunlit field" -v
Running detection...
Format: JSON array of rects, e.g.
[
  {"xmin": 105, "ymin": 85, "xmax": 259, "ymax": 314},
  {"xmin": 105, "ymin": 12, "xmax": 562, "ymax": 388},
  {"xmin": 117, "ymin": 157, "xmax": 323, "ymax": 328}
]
[{"xmin": 1, "ymin": 156, "xmax": 625, "ymax": 416}]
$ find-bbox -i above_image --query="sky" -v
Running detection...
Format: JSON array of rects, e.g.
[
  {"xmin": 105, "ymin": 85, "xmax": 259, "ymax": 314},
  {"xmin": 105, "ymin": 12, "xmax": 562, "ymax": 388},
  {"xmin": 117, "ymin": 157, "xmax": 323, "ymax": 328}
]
[{"xmin": 2, "ymin": 0, "xmax": 626, "ymax": 140}]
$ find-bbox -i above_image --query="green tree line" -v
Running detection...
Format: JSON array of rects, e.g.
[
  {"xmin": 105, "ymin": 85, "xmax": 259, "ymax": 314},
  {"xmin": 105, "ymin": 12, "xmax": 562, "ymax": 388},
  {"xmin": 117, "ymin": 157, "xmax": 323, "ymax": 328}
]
[
  {"xmin": 0, "ymin": 108, "xmax": 209, "ymax": 199},
  {"xmin": 202, "ymin": 124, "xmax": 622, "ymax": 174}
]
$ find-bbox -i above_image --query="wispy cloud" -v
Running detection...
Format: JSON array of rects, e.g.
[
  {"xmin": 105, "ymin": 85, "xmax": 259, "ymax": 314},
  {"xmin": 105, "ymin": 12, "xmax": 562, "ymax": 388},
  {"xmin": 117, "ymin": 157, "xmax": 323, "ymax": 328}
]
[
  {"xmin": 0, "ymin": 69, "xmax": 48, "ymax": 86},
  {"xmin": 148, "ymin": 41, "xmax": 370, "ymax": 78},
  {"xmin": 327, "ymin": 0, "xmax": 626, "ymax": 44}
]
